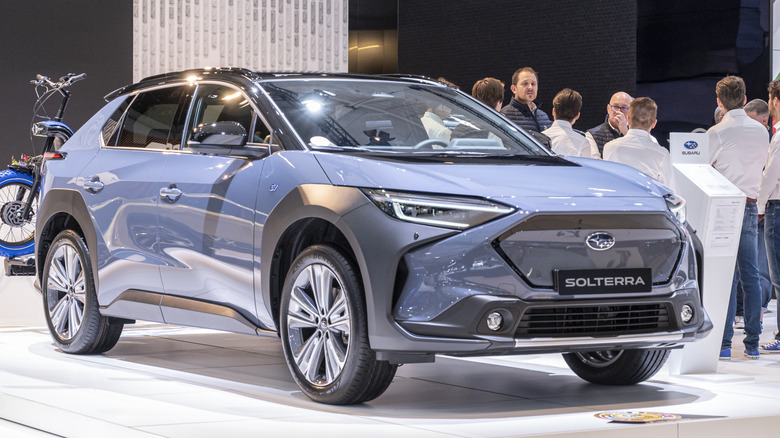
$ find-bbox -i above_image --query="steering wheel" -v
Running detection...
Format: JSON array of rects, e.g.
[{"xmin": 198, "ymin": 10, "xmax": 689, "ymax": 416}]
[{"xmin": 412, "ymin": 139, "xmax": 448, "ymax": 150}]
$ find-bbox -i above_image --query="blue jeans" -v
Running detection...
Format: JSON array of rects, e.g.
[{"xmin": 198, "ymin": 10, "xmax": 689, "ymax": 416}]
[
  {"xmin": 763, "ymin": 202, "xmax": 780, "ymax": 341},
  {"xmin": 735, "ymin": 219, "xmax": 772, "ymax": 314},
  {"xmin": 721, "ymin": 202, "xmax": 762, "ymax": 350}
]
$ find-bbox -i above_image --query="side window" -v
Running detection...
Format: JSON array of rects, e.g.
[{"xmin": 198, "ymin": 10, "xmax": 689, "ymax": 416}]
[
  {"xmin": 113, "ymin": 86, "xmax": 185, "ymax": 149},
  {"xmin": 186, "ymin": 84, "xmax": 255, "ymax": 148}
]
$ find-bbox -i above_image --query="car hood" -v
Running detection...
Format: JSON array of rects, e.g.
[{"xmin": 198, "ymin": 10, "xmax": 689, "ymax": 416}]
[{"xmin": 313, "ymin": 153, "xmax": 669, "ymax": 205}]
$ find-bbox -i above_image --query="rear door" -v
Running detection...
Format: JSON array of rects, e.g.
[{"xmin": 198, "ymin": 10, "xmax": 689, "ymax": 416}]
[{"xmin": 83, "ymin": 85, "xmax": 190, "ymax": 320}]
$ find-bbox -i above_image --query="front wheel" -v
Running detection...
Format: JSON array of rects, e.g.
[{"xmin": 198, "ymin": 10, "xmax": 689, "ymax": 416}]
[
  {"xmin": 562, "ymin": 348, "xmax": 670, "ymax": 385},
  {"xmin": 42, "ymin": 229, "xmax": 124, "ymax": 354},
  {"xmin": 0, "ymin": 169, "xmax": 37, "ymax": 257},
  {"xmin": 280, "ymin": 245, "xmax": 397, "ymax": 405}
]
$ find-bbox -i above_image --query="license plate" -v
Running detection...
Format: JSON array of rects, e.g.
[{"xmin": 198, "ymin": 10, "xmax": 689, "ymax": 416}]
[{"xmin": 554, "ymin": 268, "xmax": 652, "ymax": 294}]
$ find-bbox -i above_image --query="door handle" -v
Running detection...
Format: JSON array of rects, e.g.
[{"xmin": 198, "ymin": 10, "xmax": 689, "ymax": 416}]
[
  {"xmin": 160, "ymin": 184, "xmax": 182, "ymax": 203},
  {"xmin": 83, "ymin": 178, "xmax": 104, "ymax": 194}
]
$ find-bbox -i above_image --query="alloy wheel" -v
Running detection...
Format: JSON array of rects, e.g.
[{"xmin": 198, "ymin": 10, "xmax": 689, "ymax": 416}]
[
  {"xmin": 45, "ymin": 241, "xmax": 86, "ymax": 341},
  {"xmin": 286, "ymin": 263, "xmax": 351, "ymax": 386}
]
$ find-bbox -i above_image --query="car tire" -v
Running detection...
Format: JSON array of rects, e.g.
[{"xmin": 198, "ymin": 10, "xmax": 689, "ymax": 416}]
[
  {"xmin": 280, "ymin": 244, "xmax": 397, "ymax": 405},
  {"xmin": 42, "ymin": 229, "xmax": 124, "ymax": 354},
  {"xmin": 562, "ymin": 348, "xmax": 670, "ymax": 385}
]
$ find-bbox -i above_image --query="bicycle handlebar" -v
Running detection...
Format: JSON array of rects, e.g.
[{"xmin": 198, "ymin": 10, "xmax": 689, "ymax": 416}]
[{"xmin": 31, "ymin": 72, "xmax": 87, "ymax": 89}]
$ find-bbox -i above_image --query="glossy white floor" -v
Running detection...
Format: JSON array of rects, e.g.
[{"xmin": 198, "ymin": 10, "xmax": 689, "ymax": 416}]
[{"xmin": 1, "ymin": 273, "xmax": 779, "ymax": 438}]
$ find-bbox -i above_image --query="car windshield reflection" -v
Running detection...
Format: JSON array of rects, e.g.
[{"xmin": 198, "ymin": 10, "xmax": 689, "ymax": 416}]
[{"xmin": 262, "ymin": 79, "xmax": 549, "ymax": 156}]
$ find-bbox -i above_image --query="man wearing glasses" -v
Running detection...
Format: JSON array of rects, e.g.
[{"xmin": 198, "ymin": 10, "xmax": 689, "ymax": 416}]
[{"xmin": 586, "ymin": 91, "xmax": 633, "ymax": 158}]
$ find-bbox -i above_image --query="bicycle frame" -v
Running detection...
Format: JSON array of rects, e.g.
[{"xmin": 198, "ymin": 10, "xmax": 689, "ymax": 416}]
[
  {"xmin": 2, "ymin": 73, "xmax": 84, "ymax": 265},
  {"xmin": 18, "ymin": 86, "xmax": 73, "ymax": 222}
]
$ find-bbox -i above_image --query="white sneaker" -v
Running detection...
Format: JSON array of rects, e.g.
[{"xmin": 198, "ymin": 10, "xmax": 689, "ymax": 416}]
[{"xmin": 734, "ymin": 316, "xmax": 744, "ymax": 329}]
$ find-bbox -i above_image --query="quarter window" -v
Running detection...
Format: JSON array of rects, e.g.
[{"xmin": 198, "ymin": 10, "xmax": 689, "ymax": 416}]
[{"xmin": 101, "ymin": 97, "xmax": 132, "ymax": 146}]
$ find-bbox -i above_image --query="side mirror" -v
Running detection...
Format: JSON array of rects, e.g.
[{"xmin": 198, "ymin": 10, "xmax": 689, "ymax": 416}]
[{"xmin": 189, "ymin": 121, "xmax": 247, "ymax": 148}]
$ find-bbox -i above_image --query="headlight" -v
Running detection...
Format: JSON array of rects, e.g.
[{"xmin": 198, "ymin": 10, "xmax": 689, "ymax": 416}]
[
  {"xmin": 361, "ymin": 188, "xmax": 515, "ymax": 230},
  {"xmin": 664, "ymin": 193, "xmax": 686, "ymax": 224}
]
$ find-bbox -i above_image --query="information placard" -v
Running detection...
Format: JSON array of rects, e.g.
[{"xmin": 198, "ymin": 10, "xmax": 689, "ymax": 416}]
[{"xmin": 670, "ymin": 132, "xmax": 709, "ymax": 164}]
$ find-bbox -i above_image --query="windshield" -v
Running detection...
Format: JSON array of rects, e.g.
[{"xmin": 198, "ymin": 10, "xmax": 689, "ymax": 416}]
[{"xmin": 261, "ymin": 78, "xmax": 549, "ymax": 155}]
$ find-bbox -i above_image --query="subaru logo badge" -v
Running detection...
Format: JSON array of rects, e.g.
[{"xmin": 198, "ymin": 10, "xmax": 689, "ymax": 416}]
[
  {"xmin": 683, "ymin": 140, "xmax": 698, "ymax": 150},
  {"xmin": 586, "ymin": 232, "xmax": 616, "ymax": 251}
]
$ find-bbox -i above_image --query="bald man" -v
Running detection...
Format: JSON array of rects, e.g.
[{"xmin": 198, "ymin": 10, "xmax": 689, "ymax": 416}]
[{"xmin": 586, "ymin": 91, "xmax": 633, "ymax": 158}]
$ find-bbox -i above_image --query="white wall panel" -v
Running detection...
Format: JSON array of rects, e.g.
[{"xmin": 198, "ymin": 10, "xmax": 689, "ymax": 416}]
[{"xmin": 133, "ymin": 0, "xmax": 348, "ymax": 82}]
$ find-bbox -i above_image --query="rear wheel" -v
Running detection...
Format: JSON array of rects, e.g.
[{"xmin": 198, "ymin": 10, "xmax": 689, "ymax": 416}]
[
  {"xmin": 562, "ymin": 348, "xmax": 670, "ymax": 385},
  {"xmin": 0, "ymin": 169, "xmax": 36, "ymax": 257},
  {"xmin": 42, "ymin": 229, "xmax": 124, "ymax": 354},
  {"xmin": 280, "ymin": 245, "xmax": 397, "ymax": 405}
]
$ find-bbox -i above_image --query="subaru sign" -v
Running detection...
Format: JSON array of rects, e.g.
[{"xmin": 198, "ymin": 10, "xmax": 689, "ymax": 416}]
[
  {"xmin": 684, "ymin": 140, "xmax": 698, "ymax": 150},
  {"xmin": 670, "ymin": 132, "xmax": 709, "ymax": 164}
]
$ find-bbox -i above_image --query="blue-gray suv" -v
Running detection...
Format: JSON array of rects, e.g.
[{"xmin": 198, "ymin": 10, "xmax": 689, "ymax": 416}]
[{"xmin": 35, "ymin": 69, "xmax": 711, "ymax": 405}]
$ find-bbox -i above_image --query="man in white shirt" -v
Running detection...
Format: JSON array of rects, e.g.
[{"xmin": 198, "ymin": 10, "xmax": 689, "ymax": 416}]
[
  {"xmin": 710, "ymin": 75, "xmax": 770, "ymax": 360},
  {"xmin": 757, "ymin": 79, "xmax": 780, "ymax": 353},
  {"xmin": 602, "ymin": 97, "xmax": 671, "ymax": 185},
  {"xmin": 542, "ymin": 88, "xmax": 593, "ymax": 158},
  {"xmin": 421, "ymin": 103, "xmax": 452, "ymax": 143}
]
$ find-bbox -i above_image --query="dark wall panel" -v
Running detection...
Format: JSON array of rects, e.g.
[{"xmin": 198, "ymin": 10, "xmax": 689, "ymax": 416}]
[
  {"xmin": 397, "ymin": 0, "xmax": 637, "ymax": 132},
  {"xmin": 0, "ymin": 1, "xmax": 133, "ymax": 159},
  {"xmin": 637, "ymin": 0, "xmax": 770, "ymax": 145}
]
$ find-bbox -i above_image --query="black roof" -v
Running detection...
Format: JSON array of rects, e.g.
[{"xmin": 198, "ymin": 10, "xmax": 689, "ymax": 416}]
[{"xmin": 104, "ymin": 68, "xmax": 444, "ymax": 102}]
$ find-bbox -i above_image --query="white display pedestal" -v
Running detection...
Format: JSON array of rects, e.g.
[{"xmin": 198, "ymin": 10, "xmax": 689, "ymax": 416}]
[{"xmin": 666, "ymin": 133, "xmax": 746, "ymax": 376}]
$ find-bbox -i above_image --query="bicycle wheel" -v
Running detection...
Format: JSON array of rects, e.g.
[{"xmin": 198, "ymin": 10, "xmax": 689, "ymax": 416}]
[{"xmin": 0, "ymin": 169, "xmax": 37, "ymax": 257}]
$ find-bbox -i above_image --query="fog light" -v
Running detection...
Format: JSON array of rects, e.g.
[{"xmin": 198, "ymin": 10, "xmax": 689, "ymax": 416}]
[
  {"xmin": 486, "ymin": 312, "xmax": 503, "ymax": 331},
  {"xmin": 680, "ymin": 305, "xmax": 694, "ymax": 323}
]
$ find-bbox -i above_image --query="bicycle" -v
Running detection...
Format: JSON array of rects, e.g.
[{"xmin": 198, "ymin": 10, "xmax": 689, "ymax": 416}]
[{"xmin": 0, "ymin": 73, "xmax": 85, "ymax": 265}]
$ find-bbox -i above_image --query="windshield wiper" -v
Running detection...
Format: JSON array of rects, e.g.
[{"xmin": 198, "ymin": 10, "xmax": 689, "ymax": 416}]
[{"xmin": 309, "ymin": 144, "xmax": 371, "ymax": 152}]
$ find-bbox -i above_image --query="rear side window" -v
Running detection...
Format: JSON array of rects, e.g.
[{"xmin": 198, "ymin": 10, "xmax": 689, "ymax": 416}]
[
  {"xmin": 101, "ymin": 98, "xmax": 132, "ymax": 146},
  {"xmin": 112, "ymin": 86, "xmax": 186, "ymax": 149}
]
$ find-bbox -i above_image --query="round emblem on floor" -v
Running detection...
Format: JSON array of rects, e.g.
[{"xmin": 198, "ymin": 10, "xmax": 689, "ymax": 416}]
[{"xmin": 595, "ymin": 411, "xmax": 682, "ymax": 423}]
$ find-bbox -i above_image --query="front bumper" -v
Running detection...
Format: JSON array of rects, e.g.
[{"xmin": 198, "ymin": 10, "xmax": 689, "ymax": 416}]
[{"xmin": 397, "ymin": 290, "xmax": 712, "ymax": 356}]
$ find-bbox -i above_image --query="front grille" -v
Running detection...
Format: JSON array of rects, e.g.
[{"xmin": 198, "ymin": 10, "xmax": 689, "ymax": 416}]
[
  {"xmin": 496, "ymin": 213, "xmax": 684, "ymax": 288},
  {"xmin": 515, "ymin": 304, "xmax": 671, "ymax": 338}
]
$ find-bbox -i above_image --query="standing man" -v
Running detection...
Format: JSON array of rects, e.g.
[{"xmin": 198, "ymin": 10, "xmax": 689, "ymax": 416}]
[
  {"xmin": 745, "ymin": 98, "xmax": 770, "ymax": 133},
  {"xmin": 500, "ymin": 67, "xmax": 551, "ymax": 133},
  {"xmin": 586, "ymin": 91, "xmax": 633, "ymax": 158},
  {"xmin": 602, "ymin": 97, "xmax": 671, "ymax": 185},
  {"xmin": 542, "ymin": 88, "xmax": 593, "ymax": 157},
  {"xmin": 736, "ymin": 98, "xmax": 773, "ymax": 328},
  {"xmin": 710, "ymin": 76, "xmax": 770, "ymax": 360},
  {"xmin": 472, "ymin": 77, "xmax": 505, "ymax": 111},
  {"xmin": 757, "ymin": 80, "xmax": 780, "ymax": 353}
]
